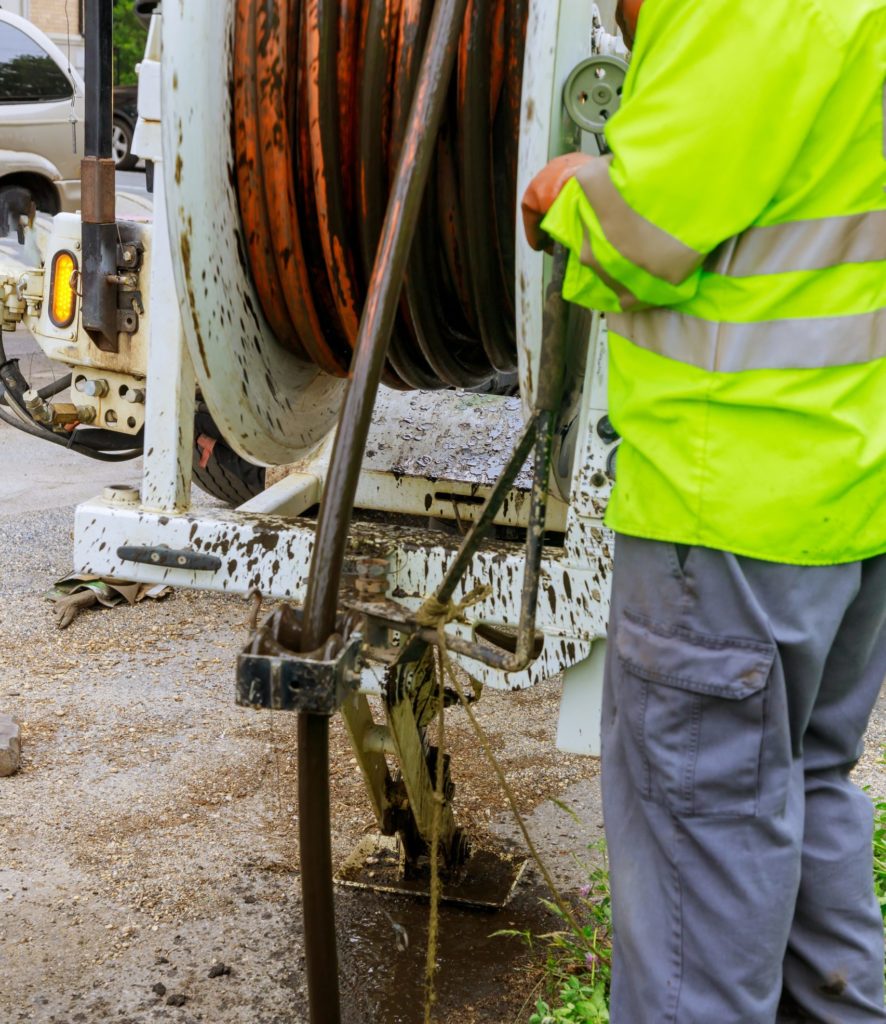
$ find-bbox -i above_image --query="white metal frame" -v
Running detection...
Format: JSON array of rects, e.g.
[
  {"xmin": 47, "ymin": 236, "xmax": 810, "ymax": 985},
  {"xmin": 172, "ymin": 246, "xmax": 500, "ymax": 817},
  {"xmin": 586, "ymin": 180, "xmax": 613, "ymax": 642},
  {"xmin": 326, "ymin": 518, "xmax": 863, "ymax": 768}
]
[{"xmin": 69, "ymin": 1, "xmax": 615, "ymax": 753}]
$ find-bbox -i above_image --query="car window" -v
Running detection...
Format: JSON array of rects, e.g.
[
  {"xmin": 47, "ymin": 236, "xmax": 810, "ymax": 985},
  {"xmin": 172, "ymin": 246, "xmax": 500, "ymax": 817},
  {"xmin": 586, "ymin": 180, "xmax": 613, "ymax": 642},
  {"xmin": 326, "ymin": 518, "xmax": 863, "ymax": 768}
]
[{"xmin": 0, "ymin": 22, "xmax": 73, "ymax": 103}]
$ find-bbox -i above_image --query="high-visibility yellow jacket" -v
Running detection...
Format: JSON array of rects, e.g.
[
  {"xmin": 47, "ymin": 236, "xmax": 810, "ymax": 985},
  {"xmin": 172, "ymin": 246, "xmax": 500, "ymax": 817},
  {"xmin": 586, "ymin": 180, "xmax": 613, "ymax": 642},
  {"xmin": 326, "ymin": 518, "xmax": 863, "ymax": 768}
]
[{"xmin": 542, "ymin": 0, "xmax": 886, "ymax": 565}]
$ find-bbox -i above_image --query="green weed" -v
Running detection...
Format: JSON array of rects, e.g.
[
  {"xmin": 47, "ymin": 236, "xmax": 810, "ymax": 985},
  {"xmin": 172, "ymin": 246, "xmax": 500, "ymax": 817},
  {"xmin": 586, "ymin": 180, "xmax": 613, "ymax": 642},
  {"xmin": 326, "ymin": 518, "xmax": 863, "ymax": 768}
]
[
  {"xmin": 498, "ymin": 842, "xmax": 612, "ymax": 1024},
  {"xmin": 875, "ymin": 794, "xmax": 886, "ymax": 923},
  {"xmin": 511, "ymin": 778, "xmax": 886, "ymax": 1023},
  {"xmin": 529, "ymin": 976, "xmax": 609, "ymax": 1024}
]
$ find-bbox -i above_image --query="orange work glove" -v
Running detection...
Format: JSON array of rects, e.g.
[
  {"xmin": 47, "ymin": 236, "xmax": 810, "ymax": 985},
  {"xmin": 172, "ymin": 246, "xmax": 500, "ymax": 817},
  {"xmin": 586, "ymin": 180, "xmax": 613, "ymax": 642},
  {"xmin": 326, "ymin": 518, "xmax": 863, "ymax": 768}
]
[{"xmin": 521, "ymin": 152, "xmax": 594, "ymax": 253}]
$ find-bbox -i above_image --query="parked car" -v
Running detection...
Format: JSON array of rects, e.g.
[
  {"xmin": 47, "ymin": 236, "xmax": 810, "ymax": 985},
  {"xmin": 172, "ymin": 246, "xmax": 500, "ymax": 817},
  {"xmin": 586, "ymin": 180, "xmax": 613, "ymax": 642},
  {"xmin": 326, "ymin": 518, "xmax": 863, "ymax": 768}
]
[
  {"xmin": 112, "ymin": 83, "xmax": 138, "ymax": 170},
  {"xmin": 0, "ymin": 10, "xmax": 84, "ymax": 216}
]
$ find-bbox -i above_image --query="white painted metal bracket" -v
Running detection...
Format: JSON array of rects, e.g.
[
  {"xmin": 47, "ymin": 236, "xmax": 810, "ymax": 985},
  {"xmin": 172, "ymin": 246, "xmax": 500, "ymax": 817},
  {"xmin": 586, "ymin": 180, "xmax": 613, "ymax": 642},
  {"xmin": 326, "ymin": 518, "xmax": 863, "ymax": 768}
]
[
  {"xmin": 70, "ymin": 0, "xmax": 614, "ymax": 758},
  {"xmin": 75, "ymin": 494, "xmax": 610, "ymax": 696}
]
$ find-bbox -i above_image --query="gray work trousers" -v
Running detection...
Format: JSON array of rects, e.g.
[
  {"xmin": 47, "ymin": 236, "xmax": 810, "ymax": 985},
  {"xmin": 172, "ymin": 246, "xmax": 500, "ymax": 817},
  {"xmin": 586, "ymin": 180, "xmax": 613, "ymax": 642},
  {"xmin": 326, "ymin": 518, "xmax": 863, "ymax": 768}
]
[{"xmin": 602, "ymin": 536, "xmax": 886, "ymax": 1024}]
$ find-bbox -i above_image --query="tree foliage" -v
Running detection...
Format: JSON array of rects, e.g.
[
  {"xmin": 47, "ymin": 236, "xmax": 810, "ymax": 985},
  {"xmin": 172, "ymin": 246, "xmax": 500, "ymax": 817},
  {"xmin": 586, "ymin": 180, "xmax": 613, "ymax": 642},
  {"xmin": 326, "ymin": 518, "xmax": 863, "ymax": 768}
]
[{"xmin": 112, "ymin": 0, "xmax": 146, "ymax": 86}]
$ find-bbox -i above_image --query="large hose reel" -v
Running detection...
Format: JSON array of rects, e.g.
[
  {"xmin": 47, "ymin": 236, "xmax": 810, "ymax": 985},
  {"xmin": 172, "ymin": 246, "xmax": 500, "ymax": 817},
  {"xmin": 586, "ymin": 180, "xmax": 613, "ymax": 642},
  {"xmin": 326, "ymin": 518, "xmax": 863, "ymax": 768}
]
[
  {"xmin": 232, "ymin": 0, "xmax": 526, "ymax": 390},
  {"xmin": 162, "ymin": 0, "xmax": 596, "ymax": 467}
]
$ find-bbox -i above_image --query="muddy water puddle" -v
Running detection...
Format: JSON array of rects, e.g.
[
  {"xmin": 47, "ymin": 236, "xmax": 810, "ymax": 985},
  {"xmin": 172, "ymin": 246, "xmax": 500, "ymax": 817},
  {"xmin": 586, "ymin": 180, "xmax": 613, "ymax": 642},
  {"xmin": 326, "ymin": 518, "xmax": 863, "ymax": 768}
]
[{"xmin": 336, "ymin": 882, "xmax": 558, "ymax": 1023}]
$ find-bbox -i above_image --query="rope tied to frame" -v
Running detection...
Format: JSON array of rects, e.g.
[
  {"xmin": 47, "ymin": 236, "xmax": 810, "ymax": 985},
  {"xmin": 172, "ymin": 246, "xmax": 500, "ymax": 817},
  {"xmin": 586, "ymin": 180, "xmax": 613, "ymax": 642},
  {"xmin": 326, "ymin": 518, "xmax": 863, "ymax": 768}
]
[
  {"xmin": 414, "ymin": 584, "xmax": 493, "ymax": 632},
  {"xmin": 418, "ymin": 581, "xmax": 586, "ymax": 1024},
  {"xmin": 418, "ymin": 583, "xmax": 490, "ymax": 1024}
]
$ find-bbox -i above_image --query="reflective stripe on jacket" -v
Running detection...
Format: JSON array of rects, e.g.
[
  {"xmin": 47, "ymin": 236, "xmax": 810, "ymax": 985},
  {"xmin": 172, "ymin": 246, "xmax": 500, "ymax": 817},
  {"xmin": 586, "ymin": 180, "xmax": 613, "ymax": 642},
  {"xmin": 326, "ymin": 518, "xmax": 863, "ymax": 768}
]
[{"xmin": 542, "ymin": 0, "xmax": 886, "ymax": 565}]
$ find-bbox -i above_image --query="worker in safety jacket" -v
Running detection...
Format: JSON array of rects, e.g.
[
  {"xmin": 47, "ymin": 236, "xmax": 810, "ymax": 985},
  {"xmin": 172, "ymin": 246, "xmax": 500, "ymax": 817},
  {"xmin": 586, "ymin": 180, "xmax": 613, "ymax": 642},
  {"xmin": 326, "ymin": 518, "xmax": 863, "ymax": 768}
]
[{"xmin": 523, "ymin": 0, "xmax": 886, "ymax": 1021}]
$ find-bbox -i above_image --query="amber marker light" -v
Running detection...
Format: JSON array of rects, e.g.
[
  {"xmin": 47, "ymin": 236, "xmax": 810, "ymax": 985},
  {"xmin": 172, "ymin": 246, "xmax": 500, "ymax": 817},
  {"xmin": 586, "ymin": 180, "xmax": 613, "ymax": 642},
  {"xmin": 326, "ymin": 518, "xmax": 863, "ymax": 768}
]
[{"xmin": 49, "ymin": 249, "xmax": 77, "ymax": 328}]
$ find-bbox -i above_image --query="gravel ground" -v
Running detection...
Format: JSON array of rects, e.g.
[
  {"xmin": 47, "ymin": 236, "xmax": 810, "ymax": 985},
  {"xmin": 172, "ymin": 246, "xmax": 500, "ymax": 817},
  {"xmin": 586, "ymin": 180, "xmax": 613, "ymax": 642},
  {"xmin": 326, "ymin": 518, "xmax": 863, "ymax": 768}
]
[
  {"xmin": 2, "ymin": 504, "xmax": 882, "ymax": 1024},
  {"xmin": 0, "ymin": 501, "xmax": 601, "ymax": 1024},
  {"xmin": 0, "ymin": 335, "xmax": 882, "ymax": 1024},
  {"xmin": 0, "ymin": 331, "xmax": 609, "ymax": 1024}
]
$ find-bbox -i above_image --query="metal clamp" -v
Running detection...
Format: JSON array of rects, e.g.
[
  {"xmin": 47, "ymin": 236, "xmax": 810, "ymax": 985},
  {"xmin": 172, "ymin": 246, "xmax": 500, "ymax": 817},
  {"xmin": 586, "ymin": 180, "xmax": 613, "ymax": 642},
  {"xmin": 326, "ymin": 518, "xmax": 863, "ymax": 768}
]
[{"xmin": 236, "ymin": 604, "xmax": 363, "ymax": 715}]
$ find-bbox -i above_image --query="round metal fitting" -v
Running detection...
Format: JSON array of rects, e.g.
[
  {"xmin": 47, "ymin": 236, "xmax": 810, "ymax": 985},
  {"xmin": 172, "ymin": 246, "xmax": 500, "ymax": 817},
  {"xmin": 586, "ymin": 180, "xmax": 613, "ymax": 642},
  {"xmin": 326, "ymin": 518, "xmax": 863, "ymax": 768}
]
[
  {"xmin": 563, "ymin": 55, "xmax": 629, "ymax": 135},
  {"xmin": 102, "ymin": 484, "xmax": 141, "ymax": 505},
  {"xmin": 75, "ymin": 377, "xmax": 109, "ymax": 398}
]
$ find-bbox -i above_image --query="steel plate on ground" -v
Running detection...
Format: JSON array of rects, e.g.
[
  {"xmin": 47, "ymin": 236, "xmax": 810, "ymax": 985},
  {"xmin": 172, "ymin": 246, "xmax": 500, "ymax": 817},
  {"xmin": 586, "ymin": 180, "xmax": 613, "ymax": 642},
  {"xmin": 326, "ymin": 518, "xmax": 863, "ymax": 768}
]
[{"xmin": 336, "ymin": 835, "xmax": 528, "ymax": 910}]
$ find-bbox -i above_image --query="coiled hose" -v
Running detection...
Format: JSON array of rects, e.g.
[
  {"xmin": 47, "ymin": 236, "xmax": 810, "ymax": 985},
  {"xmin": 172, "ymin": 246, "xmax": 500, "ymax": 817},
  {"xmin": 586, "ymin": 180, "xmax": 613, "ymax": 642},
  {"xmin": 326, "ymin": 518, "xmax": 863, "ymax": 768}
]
[{"xmin": 233, "ymin": 0, "xmax": 528, "ymax": 390}]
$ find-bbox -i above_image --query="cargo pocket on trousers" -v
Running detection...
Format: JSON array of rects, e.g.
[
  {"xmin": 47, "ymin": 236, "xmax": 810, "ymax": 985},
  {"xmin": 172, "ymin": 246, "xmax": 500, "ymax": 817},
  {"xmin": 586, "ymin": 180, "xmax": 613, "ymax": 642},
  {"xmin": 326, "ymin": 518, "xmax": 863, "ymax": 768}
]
[{"xmin": 615, "ymin": 611, "xmax": 776, "ymax": 817}]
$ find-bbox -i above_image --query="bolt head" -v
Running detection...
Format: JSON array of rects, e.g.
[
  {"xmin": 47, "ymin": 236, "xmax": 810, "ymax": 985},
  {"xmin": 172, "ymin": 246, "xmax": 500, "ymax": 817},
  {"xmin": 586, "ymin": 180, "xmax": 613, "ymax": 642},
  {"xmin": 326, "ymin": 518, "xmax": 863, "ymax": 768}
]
[{"xmin": 76, "ymin": 378, "xmax": 109, "ymax": 398}]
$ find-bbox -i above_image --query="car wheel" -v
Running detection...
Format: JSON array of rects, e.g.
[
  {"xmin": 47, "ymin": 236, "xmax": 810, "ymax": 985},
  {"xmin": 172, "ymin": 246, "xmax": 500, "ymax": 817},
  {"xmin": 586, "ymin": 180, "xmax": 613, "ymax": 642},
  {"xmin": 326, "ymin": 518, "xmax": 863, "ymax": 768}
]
[
  {"xmin": 112, "ymin": 117, "xmax": 137, "ymax": 171},
  {"xmin": 0, "ymin": 185, "xmax": 35, "ymax": 238}
]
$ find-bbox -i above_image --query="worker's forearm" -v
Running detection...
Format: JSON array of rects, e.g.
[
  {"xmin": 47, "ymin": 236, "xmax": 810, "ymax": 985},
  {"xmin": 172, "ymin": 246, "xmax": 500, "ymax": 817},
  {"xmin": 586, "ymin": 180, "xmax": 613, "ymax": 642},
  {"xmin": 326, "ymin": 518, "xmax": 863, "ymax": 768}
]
[{"xmin": 541, "ymin": 172, "xmax": 703, "ymax": 314}]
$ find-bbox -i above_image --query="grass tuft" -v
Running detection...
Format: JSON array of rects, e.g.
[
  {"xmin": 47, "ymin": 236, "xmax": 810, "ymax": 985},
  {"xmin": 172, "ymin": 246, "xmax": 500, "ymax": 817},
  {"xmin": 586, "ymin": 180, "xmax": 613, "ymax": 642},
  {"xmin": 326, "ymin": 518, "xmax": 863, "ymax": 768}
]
[
  {"xmin": 873, "ymin": 768, "xmax": 886, "ymax": 984},
  {"xmin": 512, "ymin": 766, "xmax": 886, "ymax": 1022},
  {"xmin": 498, "ymin": 842, "xmax": 612, "ymax": 1024}
]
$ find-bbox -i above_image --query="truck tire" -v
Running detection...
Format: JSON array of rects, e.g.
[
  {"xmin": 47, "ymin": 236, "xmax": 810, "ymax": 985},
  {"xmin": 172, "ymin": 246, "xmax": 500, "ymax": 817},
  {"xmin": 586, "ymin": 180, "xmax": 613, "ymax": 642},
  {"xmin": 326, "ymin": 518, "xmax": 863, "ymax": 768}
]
[
  {"xmin": 112, "ymin": 117, "xmax": 138, "ymax": 171},
  {"xmin": 191, "ymin": 407, "xmax": 266, "ymax": 506}
]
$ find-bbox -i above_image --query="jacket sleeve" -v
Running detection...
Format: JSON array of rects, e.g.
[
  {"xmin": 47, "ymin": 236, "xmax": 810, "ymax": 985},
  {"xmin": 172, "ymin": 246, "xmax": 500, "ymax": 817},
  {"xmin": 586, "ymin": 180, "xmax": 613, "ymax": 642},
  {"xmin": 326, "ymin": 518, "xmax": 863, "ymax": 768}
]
[{"xmin": 541, "ymin": 0, "xmax": 841, "ymax": 313}]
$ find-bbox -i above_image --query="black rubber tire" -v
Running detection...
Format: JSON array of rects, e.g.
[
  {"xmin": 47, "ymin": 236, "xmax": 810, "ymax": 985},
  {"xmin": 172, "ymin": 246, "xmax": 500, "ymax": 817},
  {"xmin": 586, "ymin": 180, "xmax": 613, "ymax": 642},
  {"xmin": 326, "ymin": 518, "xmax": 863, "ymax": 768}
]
[
  {"xmin": 0, "ymin": 184, "xmax": 34, "ymax": 237},
  {"xmin": 113, "ymin": 117, "xmax": 138, "ymax": 171},
  {"xmin": 192, "ymin": 407, "xmax": 266, "ymax": 506}
]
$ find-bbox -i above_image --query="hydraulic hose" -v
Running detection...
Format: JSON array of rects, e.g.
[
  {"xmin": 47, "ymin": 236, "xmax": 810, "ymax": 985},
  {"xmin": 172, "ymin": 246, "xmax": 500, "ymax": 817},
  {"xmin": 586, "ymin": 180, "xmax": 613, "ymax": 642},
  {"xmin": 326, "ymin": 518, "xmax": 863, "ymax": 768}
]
[
  {"xmin": 0, "ymin": 333, "xmax": 142, "ymax": 461},
  {"xmin": 34, "ymin": 373, "xmax": 73, "ymax": 401},
  {"xmin": 0, "ymin": 401, "xmax": 143, "ymax": 461}
]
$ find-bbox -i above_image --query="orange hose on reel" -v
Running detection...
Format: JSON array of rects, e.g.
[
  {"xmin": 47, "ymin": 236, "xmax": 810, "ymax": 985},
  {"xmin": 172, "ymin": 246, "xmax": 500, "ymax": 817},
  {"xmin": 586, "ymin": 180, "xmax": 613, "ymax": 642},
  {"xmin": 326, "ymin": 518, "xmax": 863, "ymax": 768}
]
[{"xmin": 233, "ymin": 0, "xmax": 528, "ymax": 389}]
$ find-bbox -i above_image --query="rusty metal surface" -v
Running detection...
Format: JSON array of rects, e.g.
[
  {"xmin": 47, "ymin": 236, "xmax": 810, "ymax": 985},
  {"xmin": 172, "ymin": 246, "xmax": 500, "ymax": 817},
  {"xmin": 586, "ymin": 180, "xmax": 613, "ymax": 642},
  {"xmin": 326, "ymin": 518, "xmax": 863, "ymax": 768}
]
[
  {"xmin": 301, "ymin": 0, "xmax": 471, "ymax": 655},
  {"xmin": 237, "ymin": 604, "xmax": 362, "ymax": 713},
  {"xmin": 232, "ymin": 0, "xmax": 294, "ymax": 350},
  {"xmin": 385, "ymin": 245, "xmax": 567, "ymax": 674},
  {"xmin": 163, "ymin": 2, "xmax": 347, "ymax": 468},
  {"xmin": 456, "ymin": 0, "xmax": 517, "ymax": 373},
  {"xmin": 296, "ymin": 710, "xmax": 339, "ymax": 1024},
  {"xmin": 306, "ymin": 0, "xmax": 361, "ymax": 351},
  {"xmin": 294, "ymin": 4, "xmax": 473, "ymax": 1018},
  {"xmin": 162, "ymin": 2, "xmax": 597, "ymax": 466},
  {"xmin": 79, "ymin": 158, "xmax": 116, "ymax": 224},
  {"xmin": 80, "ymin": 155, "xmax": 119, "ymax": 353}
]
